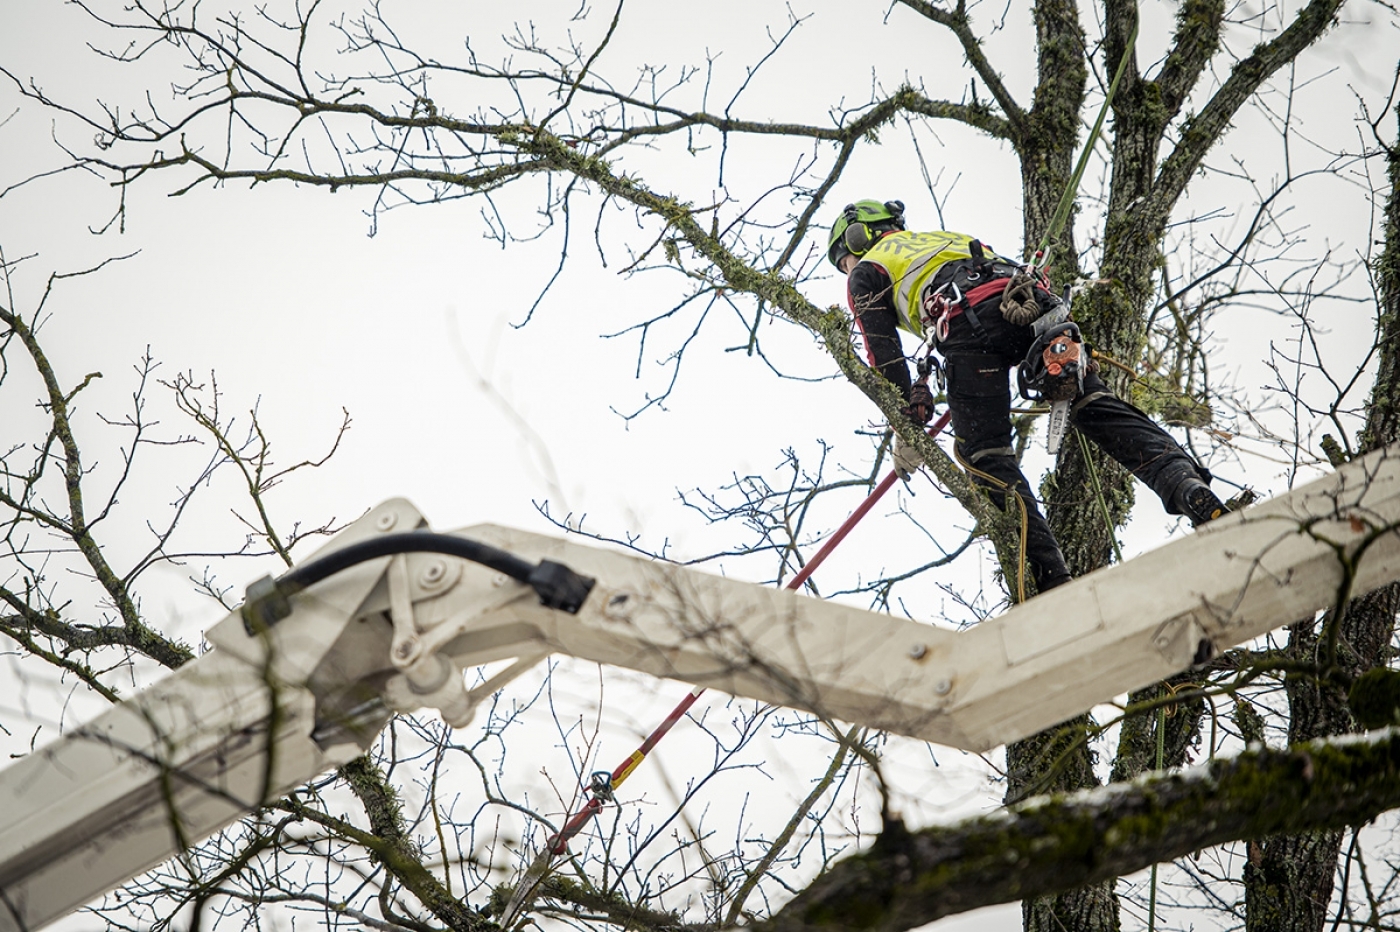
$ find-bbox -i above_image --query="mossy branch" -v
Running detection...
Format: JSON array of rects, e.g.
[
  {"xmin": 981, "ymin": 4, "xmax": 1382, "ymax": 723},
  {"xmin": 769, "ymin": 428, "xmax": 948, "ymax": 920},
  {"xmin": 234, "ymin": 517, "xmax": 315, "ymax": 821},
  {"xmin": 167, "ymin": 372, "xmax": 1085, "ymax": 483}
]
[
  {"xmin": 283, "ymin": 757, "xmax": 493, "ymax": 932},
  {"xmin": 762, "ymin": 726, "xmax": 1400, "ymax": 932},
  {"xmin": 894, "ymin": 0, "xmax": 1028, "ymax": 136},
  {"xmin": 0, "ymin": 302, "xmax": 194, "ymax": 671},
  {"xmin": 1151, "ymin": 0, "xmax": 1345, "ymax": 221}
]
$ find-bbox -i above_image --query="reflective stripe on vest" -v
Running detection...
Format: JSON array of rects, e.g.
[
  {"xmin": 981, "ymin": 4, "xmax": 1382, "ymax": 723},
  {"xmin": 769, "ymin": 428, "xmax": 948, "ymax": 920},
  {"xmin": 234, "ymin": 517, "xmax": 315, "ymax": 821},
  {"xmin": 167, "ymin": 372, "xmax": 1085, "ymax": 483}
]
[{"xmin": 857, "ymin": 231, "xmax": 981, "ymax": 337}]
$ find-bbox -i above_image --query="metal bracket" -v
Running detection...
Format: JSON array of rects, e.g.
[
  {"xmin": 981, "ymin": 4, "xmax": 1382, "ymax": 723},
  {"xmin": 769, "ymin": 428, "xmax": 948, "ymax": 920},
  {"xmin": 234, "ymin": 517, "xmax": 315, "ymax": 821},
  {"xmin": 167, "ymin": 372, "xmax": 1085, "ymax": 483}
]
[{"xmin": 380, "ymin": 551, "xmax": 548, "ymax": 728}]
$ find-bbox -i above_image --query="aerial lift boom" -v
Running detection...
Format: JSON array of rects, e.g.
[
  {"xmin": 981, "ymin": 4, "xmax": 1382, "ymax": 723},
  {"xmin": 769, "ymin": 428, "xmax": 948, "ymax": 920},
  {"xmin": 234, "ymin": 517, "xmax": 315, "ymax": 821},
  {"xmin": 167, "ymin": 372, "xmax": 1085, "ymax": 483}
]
[{"xmin": 2, "ymin": 442, "xmax": 1399, "ymax": 932}]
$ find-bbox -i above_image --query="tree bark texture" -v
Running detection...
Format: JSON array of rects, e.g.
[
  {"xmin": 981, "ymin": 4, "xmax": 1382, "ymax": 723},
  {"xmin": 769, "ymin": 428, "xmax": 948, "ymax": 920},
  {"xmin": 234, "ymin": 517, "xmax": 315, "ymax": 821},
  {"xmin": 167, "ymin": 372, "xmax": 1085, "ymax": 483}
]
[
  {"xmin": 1362, "ymin": 92, "xmax": 1400, "ymax": 457},
  {"xmin": 762, "ymin": 727, "xmax": 1400, "ymax": 932},
  {"xmin": 1020, "ymin": 0, "xmax": 1087, "ymax": 266},
  {"xmin": 1009, "ymin": 2, "xmax": 1353, "ymax": 927},
  {"xmin": 341, "ymin": 755, "xmax": 492, "ymax": 932},
  {"xmin": 1006, "ymin": 3, "xmax": 1115, "ymax": 926},
  {"xmin": 1111, "ymin": 671, "xmax": 1207, "ymax": 783},
  {"xmin": 1242, "ymin": 98, "xmax": 1400, "ymax": 932}
]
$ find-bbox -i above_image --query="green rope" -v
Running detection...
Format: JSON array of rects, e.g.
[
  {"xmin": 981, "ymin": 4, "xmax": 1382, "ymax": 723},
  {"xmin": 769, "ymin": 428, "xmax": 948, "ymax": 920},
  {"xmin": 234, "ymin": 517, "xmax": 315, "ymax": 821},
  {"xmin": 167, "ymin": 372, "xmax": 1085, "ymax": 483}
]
[
  {"xmin": 1043, "ymin": 28, "xmax": 1149, "ymax": 922},
  {"xmin": 1147, "ymin": 702, "xmax": 1166, "ymax": 930},
  {"xmin": 1076, "ymin": 430, "xmax": 1124, "ymax": 564},
  {"xmin": 1045, "ymin": 20, "xmax": 1142, "ymax": 559},
  {"xmin": 1030, "ymin": 18, "xmax": 1141, "ymax": 268}
]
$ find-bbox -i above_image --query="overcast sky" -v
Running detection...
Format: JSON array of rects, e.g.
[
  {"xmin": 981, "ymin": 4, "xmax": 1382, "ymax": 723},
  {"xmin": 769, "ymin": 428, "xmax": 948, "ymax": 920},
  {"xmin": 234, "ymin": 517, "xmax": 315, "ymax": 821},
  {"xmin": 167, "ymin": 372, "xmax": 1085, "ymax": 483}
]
[{"xmin": 2, "ymin": 1, "xmax": 1397, "ymax": 928}]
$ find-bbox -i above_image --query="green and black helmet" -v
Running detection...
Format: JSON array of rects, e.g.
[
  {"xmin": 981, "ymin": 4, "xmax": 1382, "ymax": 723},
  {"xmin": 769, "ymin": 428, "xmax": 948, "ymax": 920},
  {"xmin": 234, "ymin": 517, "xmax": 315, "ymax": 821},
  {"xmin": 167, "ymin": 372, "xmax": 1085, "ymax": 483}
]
[{"xmin": 827, "ymin": 199, "xmax": 906, "ymax": 269}]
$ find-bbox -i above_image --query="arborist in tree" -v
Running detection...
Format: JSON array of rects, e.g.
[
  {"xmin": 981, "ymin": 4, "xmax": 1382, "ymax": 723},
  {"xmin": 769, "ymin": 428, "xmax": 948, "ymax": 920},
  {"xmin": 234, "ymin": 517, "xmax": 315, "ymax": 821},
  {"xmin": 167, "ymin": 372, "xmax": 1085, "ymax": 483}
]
[{"xmin": 830, "ymin": 199, "xmax": 1230, "ymax": 594}]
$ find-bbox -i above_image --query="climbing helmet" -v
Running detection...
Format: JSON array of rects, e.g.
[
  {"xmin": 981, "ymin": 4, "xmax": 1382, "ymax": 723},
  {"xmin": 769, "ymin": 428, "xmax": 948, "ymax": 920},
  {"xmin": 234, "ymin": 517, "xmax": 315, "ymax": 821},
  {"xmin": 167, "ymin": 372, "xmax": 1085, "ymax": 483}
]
[{"xmin": 827, "ymin": 199, "xmax": 906, "ymax": 268}]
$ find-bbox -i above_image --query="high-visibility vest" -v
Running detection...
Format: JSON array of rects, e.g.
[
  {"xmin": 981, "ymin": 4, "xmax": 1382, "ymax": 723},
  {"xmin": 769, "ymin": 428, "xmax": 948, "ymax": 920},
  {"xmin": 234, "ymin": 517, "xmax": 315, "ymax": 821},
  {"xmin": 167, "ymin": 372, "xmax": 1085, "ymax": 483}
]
[{"xmin": 857, "ymin": 231, "xmax": 1004, "ymax": 337}]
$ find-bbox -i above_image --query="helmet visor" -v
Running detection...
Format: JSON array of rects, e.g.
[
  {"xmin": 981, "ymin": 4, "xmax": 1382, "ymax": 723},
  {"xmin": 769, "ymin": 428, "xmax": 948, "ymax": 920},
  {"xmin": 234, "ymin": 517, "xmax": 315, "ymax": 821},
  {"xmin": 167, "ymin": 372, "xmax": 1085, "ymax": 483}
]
[{"xmin": 828, "ymin": 237, "xmax": 854, "ymax": 270}]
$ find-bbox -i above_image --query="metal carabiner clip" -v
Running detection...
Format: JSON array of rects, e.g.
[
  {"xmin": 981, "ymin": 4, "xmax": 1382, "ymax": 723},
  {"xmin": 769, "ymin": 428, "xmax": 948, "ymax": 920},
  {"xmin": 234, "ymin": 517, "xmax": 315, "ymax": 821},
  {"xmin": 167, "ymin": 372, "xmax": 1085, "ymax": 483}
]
[
  {"xmin": 938, "ymin": 282, "xmax": 962, "ymax": 342},
  {"xmin": 923, "ymin": 281, "xmax": 962, "ymax": 343},
  {"xmin": 588, "ymin": 770, "xmax": 615, "ymax": 803}
]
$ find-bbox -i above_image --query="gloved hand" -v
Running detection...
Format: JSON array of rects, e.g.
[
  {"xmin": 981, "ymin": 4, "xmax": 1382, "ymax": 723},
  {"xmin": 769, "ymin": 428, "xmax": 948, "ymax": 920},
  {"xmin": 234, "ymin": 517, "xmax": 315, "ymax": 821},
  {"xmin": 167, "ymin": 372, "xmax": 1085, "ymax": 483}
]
[
  {"xmin": 892, "ymin": 432, "xmax": 925, "ymax": 480},
  {"xmin": 904, "ymin": 380, "xmax": 935, "ymax": 425},
  {"xmin": 1000, "ymin": 269, "xmax": 1042, "ymax": 326}
]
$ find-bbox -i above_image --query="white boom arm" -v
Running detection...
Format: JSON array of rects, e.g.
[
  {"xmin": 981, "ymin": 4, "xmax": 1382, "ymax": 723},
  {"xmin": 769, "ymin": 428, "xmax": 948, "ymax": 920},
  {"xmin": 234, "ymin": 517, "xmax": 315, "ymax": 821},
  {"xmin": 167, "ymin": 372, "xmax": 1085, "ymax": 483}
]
[{"xmin": 2, "ymin": 442, "xmax": 1399, "ymax": 931}]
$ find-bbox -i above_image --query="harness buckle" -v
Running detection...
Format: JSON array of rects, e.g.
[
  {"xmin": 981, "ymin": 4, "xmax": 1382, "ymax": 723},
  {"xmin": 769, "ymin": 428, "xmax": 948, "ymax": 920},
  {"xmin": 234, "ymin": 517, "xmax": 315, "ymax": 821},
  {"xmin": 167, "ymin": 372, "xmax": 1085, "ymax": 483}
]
[{"xmin": 922, "ymin": 281, "xmax": 962, "ymax": 343}]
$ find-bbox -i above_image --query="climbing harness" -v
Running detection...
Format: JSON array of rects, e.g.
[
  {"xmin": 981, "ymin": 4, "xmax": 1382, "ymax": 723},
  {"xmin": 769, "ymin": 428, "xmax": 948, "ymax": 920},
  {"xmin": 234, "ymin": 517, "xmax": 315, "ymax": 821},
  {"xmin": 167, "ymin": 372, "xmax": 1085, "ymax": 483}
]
[
  {"xmin": 922, "ymin": 255, "xmax": 1062, "ymax": 348},
  {"xmin": 922, "ymin": 281, "xmax": 959, "ymax": 343},
  {"xmin": 921, "ymin": 276, "xmax": 1016, "ymax": 345}
]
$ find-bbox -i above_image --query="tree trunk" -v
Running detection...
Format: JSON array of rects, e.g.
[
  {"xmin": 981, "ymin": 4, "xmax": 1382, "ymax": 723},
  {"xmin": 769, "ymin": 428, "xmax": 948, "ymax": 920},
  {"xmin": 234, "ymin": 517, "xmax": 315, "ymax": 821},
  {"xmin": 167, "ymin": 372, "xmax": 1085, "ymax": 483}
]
[
  {"xmin": 1244, "ymin": 622, "xmax": 1350, "ymax": 932},
  {"xmin": 1242, "ymin": 93, "xmax": 1400, "ymax": 932},
  {"xmin": 1005, "ymin": 3, "xmax": 1119, "ymax": 927},
  {"xmin": 1111, "ymin": 671, "xmax": 1207, "ymax": 783}
]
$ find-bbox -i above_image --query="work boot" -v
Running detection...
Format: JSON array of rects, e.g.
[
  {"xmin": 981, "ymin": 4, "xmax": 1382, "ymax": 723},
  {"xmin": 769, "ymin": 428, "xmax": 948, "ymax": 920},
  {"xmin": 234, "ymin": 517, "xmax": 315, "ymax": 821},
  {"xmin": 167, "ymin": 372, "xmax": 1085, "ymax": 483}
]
[
  {"xmin": 1036, "ymin": 571, "xmax": 1074, "ymax": 593},
  {"xmin": 1174, "ymin": 478, "xmax": 1229, "ymax": 526}
]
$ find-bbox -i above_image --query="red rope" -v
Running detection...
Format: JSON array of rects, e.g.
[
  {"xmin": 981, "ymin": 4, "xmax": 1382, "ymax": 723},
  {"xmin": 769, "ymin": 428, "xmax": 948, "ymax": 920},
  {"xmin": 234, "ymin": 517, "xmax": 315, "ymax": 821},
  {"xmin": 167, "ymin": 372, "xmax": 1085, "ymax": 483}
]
[
  {"xmin": 786, "ymin": 411, "xmax": 951, "ymax": 592},
  {"xmin": 545, "ymin": 686, "xmax": 704, "ymax": 853},
  {"xmin": 539, "ymin": 410, "xmax": 952, "ymax": 856}
]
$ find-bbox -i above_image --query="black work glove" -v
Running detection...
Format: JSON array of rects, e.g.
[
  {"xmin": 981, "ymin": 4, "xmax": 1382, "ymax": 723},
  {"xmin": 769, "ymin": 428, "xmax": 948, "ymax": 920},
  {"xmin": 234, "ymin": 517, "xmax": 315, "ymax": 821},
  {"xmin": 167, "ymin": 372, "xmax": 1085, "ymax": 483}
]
[{"xmin": 904, "ymin": 380, "xmax": 935, "ymax": 425}]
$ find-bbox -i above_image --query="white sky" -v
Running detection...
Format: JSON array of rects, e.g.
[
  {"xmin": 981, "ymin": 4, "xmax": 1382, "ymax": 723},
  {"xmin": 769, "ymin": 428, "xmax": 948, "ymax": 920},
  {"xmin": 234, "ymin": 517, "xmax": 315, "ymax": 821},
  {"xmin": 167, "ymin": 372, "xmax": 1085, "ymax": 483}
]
[{"xmin": 1, "ymin": 0, "xmax": 1397, "ymax": 929}]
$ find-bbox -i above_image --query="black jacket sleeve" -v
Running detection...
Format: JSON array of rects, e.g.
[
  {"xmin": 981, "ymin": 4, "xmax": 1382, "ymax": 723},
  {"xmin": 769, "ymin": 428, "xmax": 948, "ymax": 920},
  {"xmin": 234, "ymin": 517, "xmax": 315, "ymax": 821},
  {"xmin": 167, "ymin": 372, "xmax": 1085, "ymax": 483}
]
[{"xmin": 846, "ymin": 262, "xmax": 912, "ymax": 399}]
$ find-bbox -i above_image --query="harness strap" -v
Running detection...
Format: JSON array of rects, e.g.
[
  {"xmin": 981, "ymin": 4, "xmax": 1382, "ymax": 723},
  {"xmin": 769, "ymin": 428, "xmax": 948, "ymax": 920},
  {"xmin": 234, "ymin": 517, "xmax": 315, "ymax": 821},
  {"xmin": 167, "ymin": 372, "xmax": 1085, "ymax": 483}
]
[
  {"xmin": 923, "ymin": 264, "xmax": 1059, "ymax": 347},
  {"xmin": 965, "ymin": 445, "xmax": 1018, "ymax": 463},
  {"xmin": 924, "ymin": 277, "xmax": 1011, "ymax": 344},
  {"xmin": 1072, "ymin": 389, "xmax": 1114, "ymax": 412},
  {"xmin": 963, "ymin": 278, "xmax": 1012, "ymax": 307}
]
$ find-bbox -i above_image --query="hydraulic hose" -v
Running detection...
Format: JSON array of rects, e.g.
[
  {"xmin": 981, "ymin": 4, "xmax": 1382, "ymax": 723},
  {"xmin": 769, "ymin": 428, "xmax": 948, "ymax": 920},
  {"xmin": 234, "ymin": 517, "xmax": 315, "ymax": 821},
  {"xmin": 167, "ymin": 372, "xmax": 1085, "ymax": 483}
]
[{"xmin": 242, "ymin": 530, "xmax": 595, "ymax": 632}]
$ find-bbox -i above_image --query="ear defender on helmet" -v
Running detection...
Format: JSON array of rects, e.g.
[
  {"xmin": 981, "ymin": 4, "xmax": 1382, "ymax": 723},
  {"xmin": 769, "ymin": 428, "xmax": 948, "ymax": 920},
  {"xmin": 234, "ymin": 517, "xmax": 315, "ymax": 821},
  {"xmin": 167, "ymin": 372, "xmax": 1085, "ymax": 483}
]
[
  {"xmin": 842, "ymin": 205, "xmax": 876, "ymax": 256},
  {"xmin": 827, "ymin": 199, "xmax": 907, "ymax": 269}
]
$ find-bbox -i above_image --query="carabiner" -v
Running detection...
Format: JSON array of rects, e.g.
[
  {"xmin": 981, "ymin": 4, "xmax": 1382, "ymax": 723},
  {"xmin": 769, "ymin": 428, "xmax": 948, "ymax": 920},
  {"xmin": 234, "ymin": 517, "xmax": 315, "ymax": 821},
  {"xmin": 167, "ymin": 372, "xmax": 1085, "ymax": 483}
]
[
  {"xmin": 923, "ymin": 281, "xmax": 962, "ymax": 344},
  {"xmin": 588, "ymin": 770, "xmax": 615, "ymax": 803}
]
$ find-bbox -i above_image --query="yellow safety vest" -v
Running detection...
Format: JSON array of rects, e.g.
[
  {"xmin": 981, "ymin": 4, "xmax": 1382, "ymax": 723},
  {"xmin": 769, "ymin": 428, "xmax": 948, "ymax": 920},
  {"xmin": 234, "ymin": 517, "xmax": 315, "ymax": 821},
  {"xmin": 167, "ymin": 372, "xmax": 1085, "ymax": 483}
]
[{"xmin": 856, "ymin": 231, "xmax": 999, "ymax": 338}]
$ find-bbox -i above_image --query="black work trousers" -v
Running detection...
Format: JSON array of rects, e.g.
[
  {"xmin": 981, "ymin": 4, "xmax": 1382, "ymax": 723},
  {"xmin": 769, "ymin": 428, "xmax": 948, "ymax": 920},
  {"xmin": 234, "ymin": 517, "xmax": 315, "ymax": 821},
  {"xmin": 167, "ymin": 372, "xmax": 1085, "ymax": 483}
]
[{"xmin": 938, "ymin": 295, "xmax": 1207, "ymax": 592}]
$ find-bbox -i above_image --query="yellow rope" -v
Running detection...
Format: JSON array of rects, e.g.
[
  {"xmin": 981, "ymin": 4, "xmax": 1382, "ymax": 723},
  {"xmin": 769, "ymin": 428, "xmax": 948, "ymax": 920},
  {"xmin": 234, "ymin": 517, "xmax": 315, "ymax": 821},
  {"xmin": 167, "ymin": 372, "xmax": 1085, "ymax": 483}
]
[
  {"xmin": 953, "ymin": 444, "xmax": 1031, "ymax": 604},
  {"xmin": 1090, "ymin": 349, "xmax": 1140, "ymax": 380}
]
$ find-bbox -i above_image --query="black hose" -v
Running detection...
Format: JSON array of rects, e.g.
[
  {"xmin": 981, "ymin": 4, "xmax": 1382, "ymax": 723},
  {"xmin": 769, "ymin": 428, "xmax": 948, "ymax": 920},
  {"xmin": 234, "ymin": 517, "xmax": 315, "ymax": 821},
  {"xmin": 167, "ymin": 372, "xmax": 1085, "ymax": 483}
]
[
  {"xmin": 283, "ymin": 531, "xmax": 536, "ymax": 590},
  {"xmin": 242, "ymin": 530, "xmax": 594, "ymax": 633}
]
